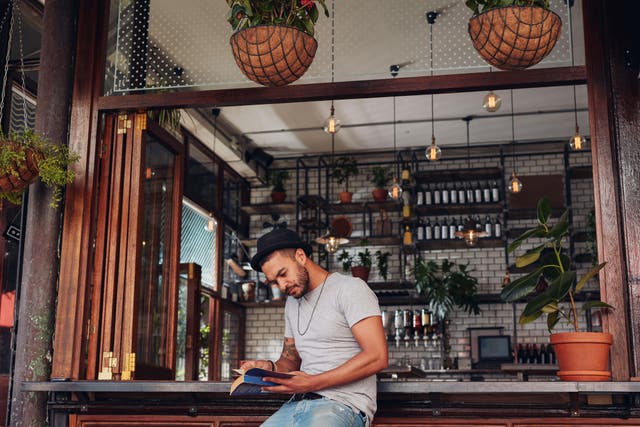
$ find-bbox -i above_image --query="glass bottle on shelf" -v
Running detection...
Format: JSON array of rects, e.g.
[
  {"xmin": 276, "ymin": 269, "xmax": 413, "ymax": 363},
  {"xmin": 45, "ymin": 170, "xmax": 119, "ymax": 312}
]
[
  {"xmin": 475, "ymin": 214, "xmax": 483, "ymax": 231},
  {"xmin": 494, "ymin": 216, "xmax": 502, "ymax": 237},
  {"xmin": 466, "ymin": 182, "xmax": 474, "ymax": 204},
  {"xmin": 433, "ymin": 183, "xmax": 441, "ymax": 205},
  {"xmin": 491, "ymin": 180, "xmax": 500, "ymax": 202},
  {"xmin": 416, "ymin": 189, "xmax": 424, "ymax": 205},
  {"xmin": 449, "ymin": 217, "xmax": 457, "ymax": 238},
  {"xmin": 483, "ymin": 181, "xmax": 491, "ymax": 203},
  {"xmin": 457, "ymin": 216, "xmax": 464, "ymax": 232},
  {"xmin": 403, "ymin": 225, "xmax": 413, "ymax": 246},
  {"xmin": 402, "ymin": 190, "xmax": 411, "ymax": 218},
  {"xmin": 433, "ymin": 217, "xmax": 441, "ymax": 239},
  {"xmin": 442, "ymin": 183, "xmax": 450, "ymax": 204},
  {"xmin": 474, "ymin": 181, "xmax": 483, "ymax": 204},
  {"xmin": 441, "ymin": 218, "xmax": 449, "ymax": 240},
  {"xmin": 417, "ymin": 223, "xmax": 424, "ymax": 240},
  {"xmin": 484, "ymin": 215, "xmax": 492, "ymax": 237},
  {"xmin": 424, "ymin": 184, "xmax": 432, "ymax": 205},
  {"xmin": 424, "ymin": 218, "xmax": 433, "ymax": 240},
  {"xmin": 458, "ymin": 184, "xmax": 466, "ymax": 205}
]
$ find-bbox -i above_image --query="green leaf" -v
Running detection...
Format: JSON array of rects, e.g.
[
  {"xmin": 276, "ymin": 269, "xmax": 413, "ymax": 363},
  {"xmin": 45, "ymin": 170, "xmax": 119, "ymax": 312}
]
[
  {"xmin": 522, "ymin": 291, "xmax": 557, "ymax": 319},
  {"xmin": 515, "ymin": 244, "xmax": 545, "ymax": 267},
  {"xmin": 508, "ymin": 226, "xmax": 545, "ymax": 253},
  {"xmin": 541, "ymin": 302, "xmax": 559, "ymax": 313},
  {"xmin": 519, "ymin": 310, "xmax": 543, "ymax": 324},
  {"xmin": 581, "ymin": 300, "xmax": 614, "ymax": 312},
  {"xmin": 547, "ymin": 310, "xmax": 560, "ymax": 331},
  {"xmin": 500, "ymin": 267, "xmax": 544, "ymax": 301},
  {"xmin": 575, "ymin": 262, "xmax": 606, "ymax": 293},
  {"xmin": 547, "ymin": 271, "xmax": 576, "ymax": 301},
  {"xmin": 547, "ymin": 213, "xmax": 569, "ymax": 242},
  {"xmin": 537, "ymin": 197, "xmax": 552, "ymax": 225}
]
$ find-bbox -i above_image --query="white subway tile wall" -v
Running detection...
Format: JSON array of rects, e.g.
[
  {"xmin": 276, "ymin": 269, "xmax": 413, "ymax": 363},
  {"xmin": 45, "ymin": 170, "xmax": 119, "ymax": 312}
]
[{"xmin": 243, "ymin": 150, "xmax": 596, "ymax": 370}]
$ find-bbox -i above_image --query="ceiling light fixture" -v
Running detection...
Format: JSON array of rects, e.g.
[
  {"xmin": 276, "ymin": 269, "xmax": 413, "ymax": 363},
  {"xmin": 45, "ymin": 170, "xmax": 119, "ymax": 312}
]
[
  {"xmin": 388, "ymin": 92, "xmax": 403, "ymax": 200},
  {"xmin": 455, "ymin": 116, "xmax": 487, "ymax": 246},
  {"xmin": 323, "ymin": 1, "xmax": 340, "ymax": 135},
  {"xmin": 425, "ymin": 11, "xmax": 441, "ymax": 162},
  {"xmin": 566, "ymin": 2, "xmax": 584, "ymax": 151},
  {"xmin": 508, "ymin": 90, "xmax": 523, "ymax": 194},
  {"xmin": 482, "ymin": 90, "xmax": 502, "ymax": 113}
]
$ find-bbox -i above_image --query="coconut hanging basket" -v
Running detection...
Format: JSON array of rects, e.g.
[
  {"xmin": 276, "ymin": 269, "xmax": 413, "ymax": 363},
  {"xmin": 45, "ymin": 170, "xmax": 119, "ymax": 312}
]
[
  {"xmin": 230, "ymin": 25, "xmax": 318, "ymax": 87},
  {"xmin": 468, "ymin": 6, "xmax": 562, "ymax": 71},
  {"xmin": 0, "ymin": 140, "xmax": 42, "ymax": 194}
]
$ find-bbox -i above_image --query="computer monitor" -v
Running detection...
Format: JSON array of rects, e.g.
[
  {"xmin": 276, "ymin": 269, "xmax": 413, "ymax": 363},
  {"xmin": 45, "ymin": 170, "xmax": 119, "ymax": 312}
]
[{"xmin": 478, "ymin": 335, "xmax": 512, "ymax": 367}]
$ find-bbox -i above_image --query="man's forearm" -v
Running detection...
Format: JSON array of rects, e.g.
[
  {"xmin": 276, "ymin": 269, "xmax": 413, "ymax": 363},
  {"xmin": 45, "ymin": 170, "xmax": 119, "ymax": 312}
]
[{"xmin": 274, "ymin": 356, "xmax": 300, "ymax": 373}]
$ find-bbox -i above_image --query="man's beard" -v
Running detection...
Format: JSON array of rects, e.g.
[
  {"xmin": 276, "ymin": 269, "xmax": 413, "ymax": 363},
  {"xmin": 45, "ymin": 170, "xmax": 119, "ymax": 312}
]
[{"xmin": 289, "ymin": 265, "xmax": 310, "ymax": 299}]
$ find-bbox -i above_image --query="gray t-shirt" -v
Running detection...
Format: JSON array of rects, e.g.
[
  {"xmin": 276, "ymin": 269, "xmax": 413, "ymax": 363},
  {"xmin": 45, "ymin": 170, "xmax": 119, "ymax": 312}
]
[{"xmin": 284, "ymin": 272, "xmax": 381, "ymax": 425}]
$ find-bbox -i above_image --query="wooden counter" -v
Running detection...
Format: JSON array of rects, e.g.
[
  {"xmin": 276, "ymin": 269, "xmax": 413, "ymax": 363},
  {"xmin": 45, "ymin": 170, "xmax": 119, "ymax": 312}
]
[{"xmin": 23, "ymin": 380, "xmax": 640, "ymax": 426}]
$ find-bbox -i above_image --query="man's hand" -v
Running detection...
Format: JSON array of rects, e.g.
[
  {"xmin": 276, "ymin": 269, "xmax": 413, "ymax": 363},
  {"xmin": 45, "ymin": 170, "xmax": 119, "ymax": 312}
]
[{"xmin": 261, "ymin": 371, "xmax": 316, "ymax": 394}]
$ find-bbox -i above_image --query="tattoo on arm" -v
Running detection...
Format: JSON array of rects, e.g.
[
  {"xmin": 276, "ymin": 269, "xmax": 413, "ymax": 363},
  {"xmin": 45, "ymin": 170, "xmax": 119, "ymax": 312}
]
[{"xmin": 276, "ymin": 337, "xmax": 301, "ymax": 371}]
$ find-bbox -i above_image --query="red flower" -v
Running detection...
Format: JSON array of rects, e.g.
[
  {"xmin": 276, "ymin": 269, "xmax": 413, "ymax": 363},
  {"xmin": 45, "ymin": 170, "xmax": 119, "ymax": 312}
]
[{"xmin": 301, "ymin": 0, "xmax": 314, "ymax": 9}]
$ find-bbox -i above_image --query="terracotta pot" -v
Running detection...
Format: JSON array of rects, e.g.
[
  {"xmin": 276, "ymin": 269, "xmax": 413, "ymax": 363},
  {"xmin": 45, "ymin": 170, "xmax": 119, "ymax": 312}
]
[
  {"xmin": 468, "ymin": 6, "xmax": 562, "ymax": 71},
  {"xmin": 230, "ymin": 25, "xmax": 318, "ymax": 87},
  {"xmin": 371, "ymin": 188, "xmax": 388, "ymax": 202},
  {"xmin": 550, "ymin": 331, "xmax": 612, "ymax": 381},
  {"xmin": 271, "ymin": 191, "xmax": 286, "ymax": 203},
  {"xmin": 351, "ymin": 266, "xmax": 370, "ymax": 282},
  {"xmin": 339, "ymin": 191, "xmax": 353, "ymax": 204},
  {"xmin": 0, "ymin": 141, "xmax": 42, "ymax": 193}
]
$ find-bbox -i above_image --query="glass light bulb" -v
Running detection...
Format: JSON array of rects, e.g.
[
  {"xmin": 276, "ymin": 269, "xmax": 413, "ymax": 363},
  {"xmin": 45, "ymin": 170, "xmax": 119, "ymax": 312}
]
[
  {"xmin": 482, "ymin": 91, "xmax": 502, "ymax": 113},
  {"xmin": 569, "ymin": 126, "xmax": 586, "ymax": 150},
  {"xmin": 323, "ymin": 107, "xmax": 341, "ymax": 134},
  {"xmin": 464, "ymin": 229, "xmax": 479, "ymax": 246},
  {"xmin": 389, "ymin": 178, "xmax": 403, "ymax": 199},
  {"xmin": 509, "ymin": 172, "xmax": 523, "ymax": 194},
  {"xmin": 426, "ymin": 137, "xmax": 442, "ymax": 161},
  {"xmin": 325, "ymin": 236, "xmax": 340, "ymax": 253}
]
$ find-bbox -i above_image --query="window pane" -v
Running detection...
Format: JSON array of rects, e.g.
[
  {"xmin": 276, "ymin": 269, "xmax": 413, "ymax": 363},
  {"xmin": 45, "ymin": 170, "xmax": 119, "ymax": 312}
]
[
  {"xmin": 184, "ymin": 143, "xmax": 217, "ymax": 213},
  {"xmin": 180, "ymin": 200, "xmax": 218, "ymax": 291},
  {"xmin": 175, "ymin": 273, "xmax": 188, "ymax": 381},
  {"xmin": 136, "ymin": 136, "xmax": 176, "ymax": 368},
  {"xmin": 199, "ymin": 294, "xmax": 211, "ymax": 381},
  {"xmin": 220, "ymin": 309, "xmax": 241, "ymax": 381}
]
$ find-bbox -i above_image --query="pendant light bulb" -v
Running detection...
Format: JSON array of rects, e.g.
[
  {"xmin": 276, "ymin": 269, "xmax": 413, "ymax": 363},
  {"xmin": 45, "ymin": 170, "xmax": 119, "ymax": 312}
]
[
  {"xmin": 454, "ymin": 216, "xmax": 486, "ymax": 246},
  {"xmin": 569, "ymin": 125, "xmax": 586, "ymax": 151},
  {"xmin": 389, "ymin": 177, "xmax": 403, "ymax": 200},
  {"xmin": 323, "ymin": 104, "xmax": 341, "ymax": 134},
  {"xmin": 426, "ymin": 136, "xmax": 442, "ymax": 161},
  {"xmin": 482, "ymin": 91, "xmax": 502, "ymax": 113},
  {"xmin": 509, "ymin": 171, "xmax": 523, "ymax": 194},
  {"xmin": 325, "ymin": 236, "xmax": 340, "ymax": 254}
]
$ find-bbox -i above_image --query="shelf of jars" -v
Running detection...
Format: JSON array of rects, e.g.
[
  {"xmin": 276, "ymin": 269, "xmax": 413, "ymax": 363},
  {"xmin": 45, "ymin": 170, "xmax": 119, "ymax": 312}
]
[{"xmin": 241, "ymin": 202, "xmax": 296, "ymax": 215}]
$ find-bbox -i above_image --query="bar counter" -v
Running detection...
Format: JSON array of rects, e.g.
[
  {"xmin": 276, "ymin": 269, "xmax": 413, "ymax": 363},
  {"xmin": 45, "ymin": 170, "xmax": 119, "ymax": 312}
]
[{"xmin": 23, "ymin": 379, "xmax": 640, "ymax": 425}]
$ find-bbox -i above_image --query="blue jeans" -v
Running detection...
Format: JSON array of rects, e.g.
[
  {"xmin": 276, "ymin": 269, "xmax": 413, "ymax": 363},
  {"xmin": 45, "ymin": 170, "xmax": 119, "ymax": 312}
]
[{"xmin": 261, "ymin": 396, "xmax": 366, "ymax": 427}]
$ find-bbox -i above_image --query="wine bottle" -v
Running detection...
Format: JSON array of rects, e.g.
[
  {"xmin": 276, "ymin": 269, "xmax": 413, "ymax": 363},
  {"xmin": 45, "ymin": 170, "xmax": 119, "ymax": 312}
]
[
  {"xmin": 449, "ymin": 217, "xmax": 457, "ymax": 238},
  {"xmin": 484, "ymin": 215, "xmax": 492, "ymax": 237},
  {"xmin": 442, "ymin": 183, "xmax": 450, "ymax": 204},
  {"xmin": 416, "ymin": 190, "xmax": 424, "ymax": 205},
  {"xmin": 417, "ymin": 223, "xmax": 424, "ymax": 240},
  {"xmin": 403, "ymin": 225, "xmax": 413, "ymax": 245},
  {"xmin": 425, "ymin": 218, "xmax": 433, "ymax": 240},
  {"xmin": 458, "ymin": 185, "xmax": 466, "ymax": 205},
  {"xmin": 425, "ymin": 185, "xmax": 432, "ymax": 205},
  {"xmin": 548, "ymin": 344, "xmax": 556, "ymax": 364},
  {"xmin": 539, "ymin": 344, "xmax": 548, "ymax": 364},
  {"xmin": 531, "ymin": 344, "xmax": 540, "ymax": 364},
  {"xmin": 434, "ymin": 217, "xmax": 441, "ymax": 239},
  {"xmin": 466, "ymin": 182, "xmax": 474, "ymax": 204},
  {"xmin": 494, "ymin": 216, "xmax": 502, "ymax": 237},
  {"xmin": 457, "ymin": 216, "xmax": 464, "ymax": 232},
  {"xmin": 491, "ymin": 180, "xmax": 500, "ymax": 202},
  {"xmin": 441, "ymin": 217, "xmax": 449, "ymax": 240},
  {"xmin": 474, "ymin": 181, "xmax": 482, "ymax": 204},
  {"xmin": 483, "ymin": 181, "xmax": 491, "ymax": 203},
  {"xmin": 450, "ymin": 184, "xmax": 458, "ymax": 204},
  {"xmin": 433, "ymin": 183, "xmax": 442, "ymax": 205},
  {"xmin": 517, "ymin": 344, "xmax": 525, "ymax": 364}
]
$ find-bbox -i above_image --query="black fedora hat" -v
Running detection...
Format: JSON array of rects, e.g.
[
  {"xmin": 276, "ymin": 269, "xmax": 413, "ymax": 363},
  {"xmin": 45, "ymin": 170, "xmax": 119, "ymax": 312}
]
[{"xmin": 250, "ymin": 228, "xmax": 312, "ymax": 272}]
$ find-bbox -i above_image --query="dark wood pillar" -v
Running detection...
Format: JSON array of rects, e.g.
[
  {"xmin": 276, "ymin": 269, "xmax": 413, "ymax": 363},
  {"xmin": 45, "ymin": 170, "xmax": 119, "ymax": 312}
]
[
  {"xmin": 9, "ymin": 1, "xmax": 77, "ymax": 425},
  {"xmin": 583, "ymin": 0, "xmax": 640, "ymax": 380}
]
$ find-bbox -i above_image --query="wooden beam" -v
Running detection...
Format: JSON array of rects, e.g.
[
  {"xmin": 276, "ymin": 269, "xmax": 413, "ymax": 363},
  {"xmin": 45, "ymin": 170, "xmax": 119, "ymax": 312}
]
[{"xmin": 97, "ymin": 66, "xmax": 587, "ymax": 111}]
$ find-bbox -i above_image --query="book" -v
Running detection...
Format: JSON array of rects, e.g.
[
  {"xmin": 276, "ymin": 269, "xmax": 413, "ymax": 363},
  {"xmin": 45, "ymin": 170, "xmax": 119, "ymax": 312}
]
[{"xmin": 229, "ymin": 367, "xmax": 293, "ymax": 396}]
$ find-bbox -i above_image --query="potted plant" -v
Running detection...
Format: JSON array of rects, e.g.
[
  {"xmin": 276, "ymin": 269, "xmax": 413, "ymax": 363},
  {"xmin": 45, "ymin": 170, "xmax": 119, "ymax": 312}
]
[
  {"xmin": 266, "ymin": 169, "xmax": 290, "ymax": 203},
  {"xmin": 466, "ymin": 0, "xmax": 562, "ymax": 71},
  {"xmin": 375, "ymin": 250, "xmax": 391, "ymax": 281},
  {"xmin": 370, "ymin": 166, "xmax": 392, "ymax": 202},
  {"xmin": 226, "ymin": 0, "xmax": 329, "ymax": 87},
  {"xmin": 0, "ymin": 129, "xmax": 79, "ymax": 208},
  {"xmin": 501, "ymin": 197, "xmax": 613, "ymax": 381},
  {"xmin": 338, "ymin": 247, "xmax": 372, "ymax": 282},
  {"xmin": 414, "ymin": 258, "xmax": 481, "ymax": 322},
  {"xmin": 330, "ymin": 156, "xmax": 359, "ymax": 203}
]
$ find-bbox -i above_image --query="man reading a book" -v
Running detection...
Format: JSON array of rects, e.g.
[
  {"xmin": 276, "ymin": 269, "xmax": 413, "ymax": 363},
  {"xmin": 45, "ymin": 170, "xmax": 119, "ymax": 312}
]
[{"xmin": 242, "ymin": 227, "xmax": 388, "ymax": 427}]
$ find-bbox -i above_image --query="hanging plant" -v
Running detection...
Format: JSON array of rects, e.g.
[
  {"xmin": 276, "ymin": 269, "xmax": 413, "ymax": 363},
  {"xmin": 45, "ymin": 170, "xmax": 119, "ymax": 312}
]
[
  {"xmin": 0, "ymin": 129, "xmax": 79, "ymax": 207},
  {"xmin": 466, "ymin": 0, "xmax": 562, "ymax": 71},
  {"xmin": 226, "ymin": 0, "xmax": 329, "ymax": 87}
]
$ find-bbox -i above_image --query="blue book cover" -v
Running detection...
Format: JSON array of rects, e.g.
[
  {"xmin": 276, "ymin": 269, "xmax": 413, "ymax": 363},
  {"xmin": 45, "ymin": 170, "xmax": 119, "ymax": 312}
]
[{"xmin": 229, "ymin": 368, "xmax": 293, "ymax": 396}]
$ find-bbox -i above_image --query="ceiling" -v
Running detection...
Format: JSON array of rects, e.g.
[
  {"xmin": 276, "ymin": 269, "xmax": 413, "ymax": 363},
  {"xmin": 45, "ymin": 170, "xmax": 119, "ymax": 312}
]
[{"xmin": 112, "ymin": 0, "xmax": 589, "ymax": 175}]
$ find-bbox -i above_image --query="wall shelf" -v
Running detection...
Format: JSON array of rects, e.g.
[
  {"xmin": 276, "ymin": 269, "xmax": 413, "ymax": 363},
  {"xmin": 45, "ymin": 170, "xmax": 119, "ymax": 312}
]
[
  {"xmin": 414, "ymin": 167, "xmax": 502, "ymax": 183},
  {"xmin": 241, "ymin": 202, "xmax": 296, "ymax": 215},
  {"xmin": 416, "ymin": 238, "xmax": 504, "ymax": 251},
  {"xmin": 414, "ymin": 202, "xmax": 503, "ymax": 216}
]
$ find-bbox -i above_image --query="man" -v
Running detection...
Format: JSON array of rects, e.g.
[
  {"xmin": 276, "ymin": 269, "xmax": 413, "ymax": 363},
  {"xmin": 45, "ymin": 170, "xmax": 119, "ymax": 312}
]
[{"xmin": 241, "ymin": 227, "xmax": 388, "ymax": 427}]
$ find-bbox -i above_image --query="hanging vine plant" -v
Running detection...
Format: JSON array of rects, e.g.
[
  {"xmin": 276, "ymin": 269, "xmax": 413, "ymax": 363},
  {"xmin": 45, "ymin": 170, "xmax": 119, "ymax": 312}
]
[{"xmin": 0, "ymin": 129, "xmax": 79, "ymax": 207}]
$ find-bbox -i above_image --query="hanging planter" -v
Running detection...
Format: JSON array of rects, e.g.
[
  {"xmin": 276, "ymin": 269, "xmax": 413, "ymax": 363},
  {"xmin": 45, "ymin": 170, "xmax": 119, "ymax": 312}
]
[
  {"xmin": 0, "ymin": 139, "xmax": 42, "ymax": 193},
  {"xmin": 225, "ymin": 0, "xmax": 328, "ymax": 87},
  {"xmin": 230, "ymin": 25, "xmax": 318, "ymax": 87},
  {"xmin": 468, "ymin": 5, "xmax": 562, "ymax": 71}
]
